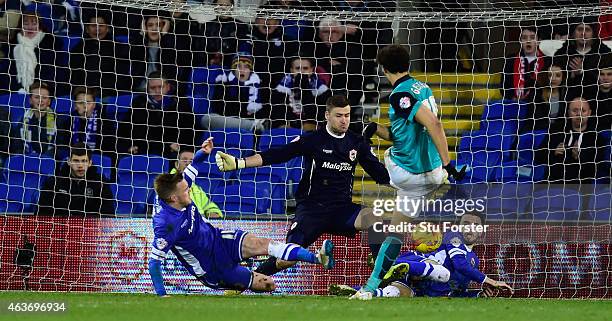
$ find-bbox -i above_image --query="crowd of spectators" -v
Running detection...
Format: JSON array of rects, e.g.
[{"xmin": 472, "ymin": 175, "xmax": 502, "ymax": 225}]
[
  {"xmin": 0, "ymin": 0, "xmax": 610, "ymax": 216},
  {"xmin": 500, "ymin": 19, "xmax": 611, "ymax": 184}
]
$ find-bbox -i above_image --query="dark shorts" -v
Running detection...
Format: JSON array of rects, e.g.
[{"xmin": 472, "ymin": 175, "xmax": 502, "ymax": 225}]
[
  {"xmin": 200, "ymin": 229, "xmax": 254, "ymax": 290},
  {"xmin": 286, "ymin": 202, "xmax": 362, "ymax": 247}
]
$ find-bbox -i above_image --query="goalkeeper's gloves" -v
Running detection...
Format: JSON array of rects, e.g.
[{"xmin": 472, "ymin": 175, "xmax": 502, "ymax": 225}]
[
  {"xmin": 215, "ymin": 151, "xmax": 246, "ymax": 172},
  {"xmin": 362, "ymin": 122, "xmax": 377, "ymax": 144},
  {"xmin": 443, "ymin": 162, "xmax": 467, "ymax": 181}
]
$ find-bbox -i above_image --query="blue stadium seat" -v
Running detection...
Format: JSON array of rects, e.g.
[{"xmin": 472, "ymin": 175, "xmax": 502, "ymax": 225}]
[
  {"xmin": 188, "ymin": 96, "xmax": 211, "ymax": 115},
  {"xmin": 238, "ymin": 166, "xmax": 290, "ymax": 214},
  {"xmin": 483, "ymin": 183, "xmax": 531, "ymax": 220},
  {"xmin": 194, "ymin": 152, "xmax": 237, "ymax": 194},
  {"xmin": 495, "ymin": 161, "xmax": 547, "ymax": 183},
  {"xmin": 459, "ymin": 130, "xmax": 516, "ymax": 161},
  {"xmin": 481, "ymin": 100, "xmax": 527, "ymax": 120},
  {"xmin": 0, "ymin": 155, "xmax": 55, "ymax": 213},
  {"xmin": 529, "ymin": 186, "xmax": 582, "ymax": 222},
  {"xmin": 455, "ymin": 151, "xmax": 502, "ymax": 183},
  {"xmin": 0, "ymin": 93, "xmax": 29, "ymax": 123},
  {"xmin": 587, "ymin": 187, "xmax": 611, "ymax": 222},
  {"xmin": 203, "ymin": 128, "xmax": 255, "ymax": 154},
  {"xmin": 480, "ymin": 119, "xmax": 519, "ymax": 134},
  {"xmin": 103, "ymin": 95, "xmax": 136, "ymax": 121},
  {"xmin": 188, "ymin": 66, "xmax": 223, "ymax": 98},
  {"xmin": 52, "ymin": 96, "xmax": 73, "ymax": 115},
  {"xmin": 91, "ymin": 154, "xmax": 113, "ymax": 180},
  {"xmin": 110, "ymin": 183, "xmax": 149, "ymax": 216},
  {"xmin": 259, "ymin": 128, "xmax": 303, "ymax": 152},
  {"xmin": 117, "ymin": 155, "xmax": 169, "ymax": 188},
  {"xmin": 210, "ymin": 181, "xmax": 272, "ymax": 217},
  {"xmin": 515, "ymin": 130, "xmax": 547, "ymax": 164}
]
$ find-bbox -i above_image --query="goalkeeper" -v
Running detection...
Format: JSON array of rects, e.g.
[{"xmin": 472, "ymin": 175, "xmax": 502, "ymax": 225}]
[
  {"xmin": 353, "ymin": 44, "xmax": 466, "ymax": 300},
  {"xmin": 148, "ymin": 138, "xmax": 334, "ymax": 296},
  {"xmin": 331, "ymin": 212, "xmax": 514, "ymax": 298},
  {"xmin": 215, "ymin": 95, "xmax": 391, "ymax": 276}
]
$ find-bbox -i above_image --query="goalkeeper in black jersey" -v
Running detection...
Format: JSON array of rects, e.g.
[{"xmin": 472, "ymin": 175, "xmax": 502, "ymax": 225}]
[{"xmin": 216, "ymin": 95, "xmax": 391, "ymax": 276}]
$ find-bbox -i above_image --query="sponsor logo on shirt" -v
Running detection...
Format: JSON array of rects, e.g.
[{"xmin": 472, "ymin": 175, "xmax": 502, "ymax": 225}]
[
  {"xmin": 323, "ymin": 149, "xmax": 333, "ymax": 154},
  {"xmin": 321, "ymin": 161, "xmax": 353, "ymax": 171}
]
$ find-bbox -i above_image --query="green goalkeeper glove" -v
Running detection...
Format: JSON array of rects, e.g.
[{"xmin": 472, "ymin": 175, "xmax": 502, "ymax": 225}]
[{"xmin": 215, "ymin": 151, "xmax": 246, "ymax": 172}]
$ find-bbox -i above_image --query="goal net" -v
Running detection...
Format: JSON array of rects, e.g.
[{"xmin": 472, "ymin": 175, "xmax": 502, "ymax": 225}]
[{"xmin": 0, "ymin": 0, "xmax": 610, "ymax": 298}]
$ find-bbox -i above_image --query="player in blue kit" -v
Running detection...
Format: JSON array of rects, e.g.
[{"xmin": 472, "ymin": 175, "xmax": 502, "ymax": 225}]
[
  {"xmin": 215, "ymin": 95, "xmax": 391, "ymax": 276},
  {"xmin": 148, "ymin": 138, "xmax": 335, "ymax": 296},
  {"xmin": 331, "ymin": 212, "xmax": 514, "ymax": 298}
]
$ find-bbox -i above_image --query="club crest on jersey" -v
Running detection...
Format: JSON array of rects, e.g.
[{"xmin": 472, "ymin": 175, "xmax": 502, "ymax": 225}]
[
  {"xmin": 156, "ymin": 238, "xmax": 168, "ymax": 250},
  {"xmin": 349, "ymin": 149, "xmax": 357, "ymax": 161},
  {"xmin": 399, "ymin": 96, "xmax": 411, "ymax": 109}
]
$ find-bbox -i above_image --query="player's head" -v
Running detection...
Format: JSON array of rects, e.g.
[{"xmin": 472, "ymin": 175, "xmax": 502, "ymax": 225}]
[
  {"xmin": 175, "ymin": 147, "xmax": 195, "ymax": 173},
  {"xmin": 154, "ymin": 172, "xmax": 191, "ymax": 207},
  {"xmin": 68, "ymin": 143, "xmax": 92, "ymax": 178},
  {"xmin": 325, "ymin": 95, "xmax": 350, "ymax": 134},
  {"xmin": 377, "ymin": 45, "xmax": 410, "ymax": 76},
  {"xmin": 147, "ymin": 71, "xmax": 172, "ymax": 102},
  {"xmin": 29, "ymin": 82, "xmax": 51, "ymax": 112},
  {"xmin": 459, "ymin": 212, "xmax": 485, "ymax": 245},
  {"xmin": 599, "ymin": 55, "xmax": 612, "ymax": 92},
  {"xmin": 519, "ymin": 26, "xmax": 539, "ymax": 56}
]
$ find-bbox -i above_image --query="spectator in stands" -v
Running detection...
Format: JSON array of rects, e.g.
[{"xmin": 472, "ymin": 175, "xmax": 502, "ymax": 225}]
[
  {"xmin": 329, "ymin": 0, "xmax": 394, "ymax": 103},
  {"xmin": 10, "ymin": 82, "xmax": 57, "ymax": 157},
  {"xmin": 271, "ymin": 57, "xmax": 330, "ymax": 130},
  {"xmin": 537, "ymin": 97, "xmax": 608, "ymax": 184},
  {"xmin": 310, "ymin": 18, "xmax": 363, "ymax": 109},
  {"xmin": 69, "ymin": 11, "xmax": 131, "ymax": 97},
  {"xmin": 51, "ymin": 0, "xmax": 82, "ymax": 36},
  {"xmin": 588, "ymin": 55, "xmax": 612, "ymax": 130},
  {"xmin": 501, "ymin": 26, "xmax": 549, "ymax": 102},
  {"xmin": 202, "ymin": 53, "xmax": 268, "ymax": 132},
  {"xmin": 0, "ymin": 0, "xmax": 20, "ymax": 57},
  {"xmin": 117, "ymin": 71, "xmax": 195, "ymax": 159},
  {"xmin": 553, "ymin": 18, "xmax": 611, "ymax": 92},
  {"xmin": 36, "ymin": 143, "xmax": 115, "ymax": 216},
  {"xmin": 249, "ymin": 7, "xmax": 299, "ymax": 92},
  {"xmin": 264, "ymin": 0, "xmax": 315, "ymax": 41},
  {"xmin": 170, "ymin": 147, "xmax": 222, "ymax": 219},
  {"xmin": 2, "ymin": 10, "xmax": 67, "ymax": 95},
  {"xmin": 195, "ymin": 0, "xmax": 249, "ymax": 68},
  {"xmin": 56, "ymin": 87, "xmax": 117, "ymax": 161},
  {"xmin": 525, "ymin": 65, "xmax": 567, "ymax": 132},
  {"xmin": 130, "ymin": 15, "xmax": 187, "ymax": 92}
]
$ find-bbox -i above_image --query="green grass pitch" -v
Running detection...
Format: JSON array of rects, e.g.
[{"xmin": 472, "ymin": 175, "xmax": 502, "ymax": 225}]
[{"xmin": 0, "ymin": 292, "xmax": 610, "ymax": 321}]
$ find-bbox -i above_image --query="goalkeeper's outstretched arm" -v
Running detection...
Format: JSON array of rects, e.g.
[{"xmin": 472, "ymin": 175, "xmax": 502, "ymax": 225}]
[{"xmin": 216, "ymin": 135, "xmax": 307, "ymax": 172}]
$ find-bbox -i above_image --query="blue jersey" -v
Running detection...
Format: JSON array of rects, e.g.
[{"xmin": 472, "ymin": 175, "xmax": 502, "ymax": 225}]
[
  {"xmin": 397, "ymin": 232, "xmax": 486, "ymax": 297},
  {"xmin": 388, "ymin": 75, "xmax": 442, "ymax": 174},
  {"xmin": 148, "ymin": 150, "xmax": 251, "ymax": 295}
]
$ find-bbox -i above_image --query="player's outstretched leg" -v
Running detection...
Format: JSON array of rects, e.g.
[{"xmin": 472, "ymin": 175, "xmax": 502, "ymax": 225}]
[{"xmin": 241, "ymin": 234, "xmax": 334, "ymax": 269}]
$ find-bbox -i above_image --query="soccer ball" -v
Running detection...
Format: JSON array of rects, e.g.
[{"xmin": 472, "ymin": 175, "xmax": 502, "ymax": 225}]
[{"xmin": 411, "ymin": 228, "xmax": 442, "ymax": 253}]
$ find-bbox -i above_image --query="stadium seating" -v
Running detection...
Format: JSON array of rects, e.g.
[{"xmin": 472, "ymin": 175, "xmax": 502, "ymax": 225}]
[
  {"xmin": 0, "ymin": 155, "xmax": 55, "ymax": 213},
  {"xmin": 210, "ymin": 181, "xmax": 272, "ymax": 217},
  {"xmin": 115, "ymin": 155, "xmax": 168, "ymax": 215},
  {"xmin": 0, "ymin": 93, "xmax": 29, "ymax": 123},
  {"xmin": 90, "ymin": 154, "xmax": 113, "ymax": 180},
  {"xmin": 103, "ymin": 95, "xmax": 136, "ymax": 121},
  {"xmin": 203, "ymin": 128, "xmax": 256, "ymax": 155},
  {"xmin": 529, "ymin": 186, "xmax": 582, "ymax": 221},
  {"xmin": 259, "ymin": 128, "xmax": 303, "ymax": 152},
  {"xmin": 455, "ymin": 150, "xmax": 503, "ymax": 183},
  {"xmin": 52, "ymin": 96, "xmax": 73, "ymax": 115},
  {"xmin": 188, "ymin": 66, "xmax": 224, "ymax": 115},
  {"xmin": 481, "ymin": 100, "xmax": 527, "ymax": 120},
  {"xmin": 587, "ymin": 187, "xmax": 612, "ymax": 222}
]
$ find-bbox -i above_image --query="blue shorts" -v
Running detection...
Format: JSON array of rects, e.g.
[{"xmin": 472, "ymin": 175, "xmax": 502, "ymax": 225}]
[
  {"xmin": 286, "ymin": 202, "xmax": 362, "ymax": 247},
  {"xmin": 199, "ymin": 229, "xmax": 254, "ymax": 290}
]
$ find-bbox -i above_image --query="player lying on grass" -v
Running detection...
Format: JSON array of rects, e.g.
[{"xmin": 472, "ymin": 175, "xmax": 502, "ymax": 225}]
[
  {"xmin": 331, "ymin": 212, "xmax": 514, "ymax": 298},
  {"xmin": 352, "ymin": 44, "xmax": 466, "ymax": 300},
  {"xmin": 148, "ymin": 138, "xmax": 335, "ymax": 296},
  {"xmin": 215, "ymin": 95, "xmax": 391, "ymax": 276}
]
